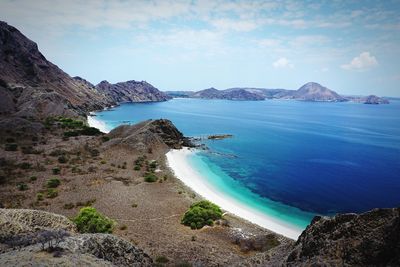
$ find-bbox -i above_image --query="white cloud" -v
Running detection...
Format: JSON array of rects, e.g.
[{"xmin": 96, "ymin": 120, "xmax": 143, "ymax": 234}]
[
  {"xmin": 272, "ymin": 57, "xmax": 294, "ymax": 69},
  {"xmin": 341, "ymin": 52, "xmax": 378, "ymax": 71},
  {"xmin": 210, "ymin": 19, "xmax": 257, "ymax": 32}
]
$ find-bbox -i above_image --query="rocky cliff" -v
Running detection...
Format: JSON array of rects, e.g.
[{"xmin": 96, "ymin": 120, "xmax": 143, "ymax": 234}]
[
  {"xmin": 95, "ymin": 80, "xmax": 171, "ymax": 103},
  {"xmin": 286, "ymin": 207, "xmax": 400, "ymax": 266},
  {"xmin": 0, "ymin": 21, "xmax": 114, "ymax": 119}
]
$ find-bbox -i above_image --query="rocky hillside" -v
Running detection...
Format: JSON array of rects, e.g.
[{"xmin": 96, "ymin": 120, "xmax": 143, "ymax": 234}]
[
  {"xmin": 0, "ymin": 209, "xmax": 152, "ymax": 266},
  {"xmin": 286, "ymin": 207, "xmax": 400, "ymax": 266},
  {"xmin": 106, "ymin": 119, "xmax": 193, "ymax": 151},
  {"xmin": 287, "ymin": 82, "xmax": 346, "ymax": 102},
  {"xmin": 0, "ymin": 21, "xmax": 115, "ymax": 119},
  {"xmin": 95, "ymin": 80, "xmax": 171, "ymax": 103}
]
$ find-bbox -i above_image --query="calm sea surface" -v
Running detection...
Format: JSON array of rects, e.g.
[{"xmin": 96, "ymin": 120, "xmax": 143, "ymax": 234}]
[{"xmin": 94, "ymin": 98, "xmax": 400, "ymax": 228}]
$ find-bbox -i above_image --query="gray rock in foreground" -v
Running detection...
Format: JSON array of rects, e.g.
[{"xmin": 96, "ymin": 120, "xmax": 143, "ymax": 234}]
[{"xmin": 286, "ymin": 207, "xmax": 400, "ymax": 266}]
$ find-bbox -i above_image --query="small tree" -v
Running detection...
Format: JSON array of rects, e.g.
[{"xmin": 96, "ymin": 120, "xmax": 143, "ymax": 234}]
[
  {"xmin": 181, "ymin": 200, "xmax": 223, "ymax": 229},
  {"xmin": 73, "ymin": 207, "xmax": 114, "ymax": 233}
]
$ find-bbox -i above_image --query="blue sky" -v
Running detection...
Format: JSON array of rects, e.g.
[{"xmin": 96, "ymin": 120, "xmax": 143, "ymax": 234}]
[{"xmin": 1, "ymin": 0, "xmax": 400, "ymax": 96}]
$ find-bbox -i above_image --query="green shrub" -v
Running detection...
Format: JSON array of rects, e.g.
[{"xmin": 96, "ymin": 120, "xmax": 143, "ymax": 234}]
[
  {"xmin": 131, "ymin": 203, "xmax": 138, "ymax": 208},
  {"xmin": 17, "ymin": 183, "xmax": 28, "ymax": 191},
  {"xmin": 19, "ymin": 162, "xmax": 31, "ymax": 170},
  {"xmin": 144, "ymin": 172, "xmax": 158, "ymax": 183},
  {"xmin": 63, "ymin": 203, "xmax": 75, "ymax": 209},
  {"xmin": 46, "ymin": 188, "xmax": 58, "ymax": 198},
  {"xmin": 155, "ymin": 256, "xmax": 169, "ymax": 264},
  {"xmin": 101, "ymin": 136, "xmax": 110, "ymax": 142},
  {"xmin": 181, "ymin": 200, "xmax": 222, "ymax": 230},
  {"xmin": 52, "ymin": 167, "xmax": 61, "ymax": 175},
  {"xmin": 134, "ymin": 165, "xmax": 141, "ymax": 171},
  {"xmin": 80, "ymin": 126, "xmax": 101, "ymax": 136},
  {"xmin": 5, "ymin": 143, "xmax": 18, "ymax": 151},
  {"xmin": 64, "ymin": 131, "xmax": 79, "ymax": 137},
  {"xmin": 73, "ymin": 207, "xmax": 114, "ymax": 233},
  {"xmin": 58, "ymin": 155, "xmax": 68, "ymax": 164},
  {"xmin": 36, "ymin": 193, "xmax": 44, "ymax": 201},
  {"xmin": 30, "ymin": 176, "xmax": 37, "ymax": 182},
  {"xmin": 46, "ymin": 178, "xmax": 61, "ymax": 188},
  {"xmin": 100, "ymin": 160, "xmax": 107, "ymax": 164}
]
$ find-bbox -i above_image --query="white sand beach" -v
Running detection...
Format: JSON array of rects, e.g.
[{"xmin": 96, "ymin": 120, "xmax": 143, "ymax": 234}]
[
  {"xmin": 166, "ymin": 147, "xmax": 303, "ymax": 240},
  {"xmin": 87, "ymin": 114, "xmax": 111, "ymax": 133}
]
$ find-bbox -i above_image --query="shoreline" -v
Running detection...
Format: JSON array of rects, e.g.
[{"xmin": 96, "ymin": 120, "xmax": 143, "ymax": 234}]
[
  {"xmin": 87, "ymin": 113, "xmax": 111, "ymax": 133},
  {"xmin": 166, "ymin": 147, "xmax": 304, "ymax": 240}
]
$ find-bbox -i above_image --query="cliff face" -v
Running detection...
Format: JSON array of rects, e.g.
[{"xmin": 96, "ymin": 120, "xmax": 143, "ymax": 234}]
[
  {"xmin": 0, "ymin": 21, "xmax": 114, "ymax": 119},
  {"xmin": 96, "ymin": 80, "xmax": 171, "ymax": 103},
  {"xmin": 286, "ymin": 207, "xmax": 400, "ymax": 266}
]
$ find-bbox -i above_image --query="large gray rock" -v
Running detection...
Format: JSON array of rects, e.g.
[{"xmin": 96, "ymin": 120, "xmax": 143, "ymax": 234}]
[{"xmin": 286, "ymin": 207, "xmax": 400, "ymax": 266}]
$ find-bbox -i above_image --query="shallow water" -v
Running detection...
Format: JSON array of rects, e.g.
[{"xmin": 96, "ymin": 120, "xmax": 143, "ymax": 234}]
[{"xmin": 93, "ymin": 98, "xmax": 400, "ymax": 229}]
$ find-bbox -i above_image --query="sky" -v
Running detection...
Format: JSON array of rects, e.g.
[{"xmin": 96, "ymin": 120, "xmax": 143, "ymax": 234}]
[{"xmin": 1, "ymin": 0, "xmax": 400, "ymax": 96}]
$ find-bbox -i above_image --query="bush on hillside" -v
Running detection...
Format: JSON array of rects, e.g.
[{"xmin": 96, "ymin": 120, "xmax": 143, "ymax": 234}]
[
  {"xmin": 181, "ymin": 200, "xmax": 223, "ymax": 229},
  {"xmin": 73, "ymin": 207, "xmax": 114, "ymax": 233},
  {"xmin": 144, "ymin": 172, "xmax": 158, "ymax": 183},
  {"xmin": 46, "ymin": 178, "xmax": 60, "ymax": 188}
]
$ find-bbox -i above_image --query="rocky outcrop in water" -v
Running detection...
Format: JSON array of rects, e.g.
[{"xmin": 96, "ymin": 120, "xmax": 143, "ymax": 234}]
[
  {"xmin": 106, "ymin": 119, "xmax": 193, "ymax": 151},
  {"xmin": 286, "ymin": 207, "xmax": 400, "ymax": 266},
  {"xmin": 96, "ymin": 80, "xmax": 171, "ymax": 103},
  {"xmin": 364, "ymin": 95, "xmax": 390, "ymax": 104}
]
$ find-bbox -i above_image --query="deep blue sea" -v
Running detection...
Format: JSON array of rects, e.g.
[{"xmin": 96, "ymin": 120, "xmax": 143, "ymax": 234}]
[{"xmin": 93, "ymin": 98, "xmax": 400, "ymax": 229}]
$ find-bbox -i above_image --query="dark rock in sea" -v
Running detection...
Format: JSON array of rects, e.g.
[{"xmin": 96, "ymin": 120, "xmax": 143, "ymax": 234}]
[
  {"xmin": 106, "ymin": 119, "xmax": 193, "ymax": 151},
  {"xmin": 364, "ymin": 95, "xmax": 390, "ymax": 104},
  {"xmin": 286, "ymin": 207, "xmax": 400, "ymax": 266},
  {"xmin": 95, "ymin": 80, "xmax": 171, "ymax": 103}
]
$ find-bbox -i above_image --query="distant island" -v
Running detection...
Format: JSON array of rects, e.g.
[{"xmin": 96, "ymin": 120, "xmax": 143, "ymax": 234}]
[{"xmin": 166, "ymin": 83, "xmax": 390, "ymax": 104}]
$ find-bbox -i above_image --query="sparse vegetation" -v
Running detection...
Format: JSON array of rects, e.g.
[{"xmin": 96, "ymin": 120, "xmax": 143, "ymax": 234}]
[
  {"xmin": 5, "ymin": 143, "xmax": 18, "ymax": 151},
  {"xmin": 57, "ymin": 155, "xmax": 68, "ymax": 164},
  {"xmin": 100, "ymin": 160, "xmax": 107, "ymax": 164},
  {"xmin": 46, "ymin": 178, "xmax": 61, "ymax": 188},
  {"xmin": 131, "ymin": 203, "xmax": 138, "ymax": 208},
  {"xmin": 63, "ymin": 203, "xmax": 75, "ymax": 209},
  {"xmin": 52, "ymin": 167, "xmax": 61, "ymax": 175},
  {"xmin": 46, "ymin": 188, "xmax": 58, "ymax": 198},
  {"xmin": 36, "ymin": 193, "xmax": 44, "ymax": 201},
  {"xmin": 19, "ymin": 162, "xmax": 31, "ymax": 170},
  {"xmin": 73, "ymin": 207, "xmax": 114, "ymax": 233},
  {"xmin": 155, "ymin": 256, "xmax": 169, "ymax": 264},
  {"xmin": 30, "ymin": 176, "xmax": 37, "ymax": 182},
  {"xmin": 181, "ymin": 200, "xmax": 223, "ymax": 229},
  {"xmin": 17, "ymin": 183, "xmax": 28, "ymax": 191},
  {"xmin": 101, "ymin": 136, "xmax": 110, "ymax": 142}
]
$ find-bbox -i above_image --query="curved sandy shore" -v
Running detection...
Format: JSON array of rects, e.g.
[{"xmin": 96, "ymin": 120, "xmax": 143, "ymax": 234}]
[
  {"xmin": 166, "ymin": 147, "xmax": 303, "ymax": 240},
  {"xmin": 87, "ymin": 114, "xmax": 111, "ymax": 133}
]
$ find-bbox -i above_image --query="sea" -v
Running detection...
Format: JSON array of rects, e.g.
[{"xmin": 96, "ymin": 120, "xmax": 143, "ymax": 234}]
[{"xmin": 91, "ymin": 98, "xmax": 400, "ymax": 230}]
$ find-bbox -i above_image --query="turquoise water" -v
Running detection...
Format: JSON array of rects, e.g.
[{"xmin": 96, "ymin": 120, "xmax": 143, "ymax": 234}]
[{"xmin": 93, "ymin": 98, "xmax": 400, "ymax": 229}]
